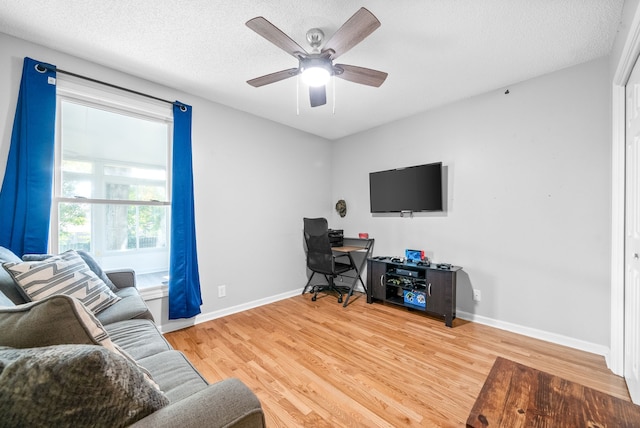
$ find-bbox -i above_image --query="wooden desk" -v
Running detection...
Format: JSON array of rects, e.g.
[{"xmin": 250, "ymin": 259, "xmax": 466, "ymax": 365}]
[
  {"xmin": 467, "ymin": 357, "xmax": 640, "ymax": 428},
  {"xmin": 332, "ymin": 245, "xmax": 367, "ymax": 253},
  {"xmin": 331, "ymin": 239, "xmax": 374, "ymax": 307}
]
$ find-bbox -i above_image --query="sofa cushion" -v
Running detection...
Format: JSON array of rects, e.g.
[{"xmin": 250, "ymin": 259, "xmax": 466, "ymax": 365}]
[
  {"xmin": 0, "ymin": 344, "xmax": 169, "ymax": 427},
  {"xmin": 106, "ymin": 319, "xmax": 172, "ymax": 360},
  {"xmin": 0, "ymin": 246, "xmax": 26, "ymax": 305},
  {"xmin": 3, "ymin": 250, "xmax": 120, "ymax": 314},
  {"xmin": 137, "ymin": 350, "xmax": 209, "ymax": 403},
  {"xmin": 96, "ymin": 286, "xmax": 153, "ymax": 325}
]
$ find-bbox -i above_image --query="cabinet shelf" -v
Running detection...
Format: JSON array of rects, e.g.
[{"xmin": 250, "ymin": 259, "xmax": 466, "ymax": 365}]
[
  {"xmin": 386, "ymin": 296, "xmax": 406, "ymax": 306},
  {"xmin": 367, "ymin": 258, "xmax": 461, "ymax": 327}
]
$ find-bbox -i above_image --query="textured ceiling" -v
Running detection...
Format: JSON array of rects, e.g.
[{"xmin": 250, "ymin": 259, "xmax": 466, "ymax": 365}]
[{"xmin": 0, "ymin": 0, "xmax": 625, "ymax": 140}]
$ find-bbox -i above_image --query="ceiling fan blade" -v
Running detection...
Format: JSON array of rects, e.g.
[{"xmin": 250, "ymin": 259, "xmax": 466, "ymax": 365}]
[
  {"xmin": 334, "ymin": 64, "xmax": 388, "ymax": 87},
  {"xmin": 309, "ymin": 86, "xmax": 327, "ymax": 107},
  {"xmin": 322, "ymin": 8, "xmax": 381, "ymax": 60},
  {"xmin": 247, "ymin": 68, "xmax": 299, "ymax": 87},
  {"xmin": 246, "ymin": 17, "xmax": 308, "ymax": 59}
]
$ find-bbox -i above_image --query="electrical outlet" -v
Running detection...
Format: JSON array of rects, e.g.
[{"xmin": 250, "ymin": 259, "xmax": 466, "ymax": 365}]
[
  {"xmin": 218, "ymin": 285, "xmax": 226, "ymax": 298},
  {"xmin": 473, "ymin": 289, "xmax": 481, "ymax": 302}
]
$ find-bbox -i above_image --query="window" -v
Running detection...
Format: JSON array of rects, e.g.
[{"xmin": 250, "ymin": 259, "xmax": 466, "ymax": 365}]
[{"xmin": 53, "ymin": 78, "xmax": 172, "ymax": 285}]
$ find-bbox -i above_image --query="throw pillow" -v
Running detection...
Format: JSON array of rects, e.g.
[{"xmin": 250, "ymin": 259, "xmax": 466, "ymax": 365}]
[
  {"xmin": 0, "ymin": 294, "xmax": 114, "ymax": 349},
  {"xmin": 77, "ymin": 250, "xmax": 118, "ymax": 291},
  {"xmin": 0, "ymin": 344, "xmax": 169, "ymax": 427},
  {"xmin": 23, "ymin": 251, "xmax": 120, "ymax": 292},
  {"xmin": 3, "ymin": 250, "xmax": 121, "ymax": 314},
  {"xmin": 0, "ymin": 294, "xmax": 161, "ymax": 390},
  {"xmin": 0, "ymin": 246, "xmax": 26, "ymax": 305}
]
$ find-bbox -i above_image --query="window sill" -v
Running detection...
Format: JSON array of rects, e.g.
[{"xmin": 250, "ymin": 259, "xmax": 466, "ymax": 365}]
[
  {"xmin": 137, "ymin": 283, "xmax": 168, "ymax": 301},
  {"xmin": 135, "ymin": 271, "xmax": 168, "ymax": 300}
]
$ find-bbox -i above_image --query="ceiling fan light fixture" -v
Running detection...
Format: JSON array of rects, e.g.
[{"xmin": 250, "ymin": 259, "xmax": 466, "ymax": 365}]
[
  {"xmin": 301, "ymin": 66, "xmax": 331, "ymax": 87},
  {"xmin": 300, "ymin": 57, "xmax": 332, "ymax": 87}
]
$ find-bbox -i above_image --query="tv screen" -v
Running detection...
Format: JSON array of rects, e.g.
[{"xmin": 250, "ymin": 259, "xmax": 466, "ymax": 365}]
[{"xmin": 369, "ymin": 162, "xmax": 443, "ymax": 213}]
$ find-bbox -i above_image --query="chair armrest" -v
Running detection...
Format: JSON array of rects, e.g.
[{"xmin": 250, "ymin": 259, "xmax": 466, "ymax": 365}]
[
  {"xmin": 105, "ymin": 269, "xmax": 136, "ymax": 289},
  {"xmin": 130, "ymin": 378, "xmax": 265, "ymax": 428}
]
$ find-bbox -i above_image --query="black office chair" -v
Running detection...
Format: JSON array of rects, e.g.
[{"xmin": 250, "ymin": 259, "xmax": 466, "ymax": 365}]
[{"xmin": 302, "ymin": 217, "xmax": 353, "ymax": 303}]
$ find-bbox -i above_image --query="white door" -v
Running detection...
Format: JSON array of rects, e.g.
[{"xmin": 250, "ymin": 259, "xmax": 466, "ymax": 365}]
[{"xmin": 625, "ymin": 55, "xmax": 640, "ymax": 403}]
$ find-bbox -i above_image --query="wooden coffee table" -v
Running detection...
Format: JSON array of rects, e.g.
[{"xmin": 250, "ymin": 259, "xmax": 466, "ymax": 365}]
[{"xmin": 467, "ymin": 357, "xmax": 640, "ymax": 427}]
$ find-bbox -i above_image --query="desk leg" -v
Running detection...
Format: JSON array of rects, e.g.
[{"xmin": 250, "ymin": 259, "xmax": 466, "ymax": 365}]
[
  {"xmin": 342, "ymin": 253, "xmax": 369, "ymax": 308},
  {"xmin": 343, "ymin": 272, "xmax": 366, "ymax": 307}
]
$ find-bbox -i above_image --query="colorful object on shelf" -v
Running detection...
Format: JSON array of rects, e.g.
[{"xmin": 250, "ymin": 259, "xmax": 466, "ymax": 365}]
[
  {"xmin": 403, "ymin": 289, "xmax": 426, "ymax": 308},
  {"xmin": 405, "ymin": 249, "xmax": 424, "ymax": 263}
]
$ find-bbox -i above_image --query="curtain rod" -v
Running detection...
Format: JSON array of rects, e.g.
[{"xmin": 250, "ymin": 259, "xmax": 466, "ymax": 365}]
[{"xmin": 36, "ymin": 64, "xmax": 175, "ymax": 106}]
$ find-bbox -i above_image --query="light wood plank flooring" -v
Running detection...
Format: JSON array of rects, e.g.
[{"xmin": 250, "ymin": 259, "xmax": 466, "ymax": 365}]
[{"xmin": 164, "ymin": 293, "xmax": 631, "ymax": 427}]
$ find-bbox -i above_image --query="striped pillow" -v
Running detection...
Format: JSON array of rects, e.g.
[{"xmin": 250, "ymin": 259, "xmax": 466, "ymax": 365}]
[{"xmin": 3, "ymin": 250, "xmax": 121, "ymax": 314}]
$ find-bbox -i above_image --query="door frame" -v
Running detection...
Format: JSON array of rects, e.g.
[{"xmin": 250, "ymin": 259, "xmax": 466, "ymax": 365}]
[{"xmin": 611, "ymin": 5, "xmax": 640, "ymax": 377}]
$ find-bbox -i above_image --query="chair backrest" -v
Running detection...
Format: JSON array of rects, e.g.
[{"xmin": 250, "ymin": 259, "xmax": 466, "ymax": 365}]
[{"xmin": 303, "ymin": 217, "xmax": 333, "ymax": 274}]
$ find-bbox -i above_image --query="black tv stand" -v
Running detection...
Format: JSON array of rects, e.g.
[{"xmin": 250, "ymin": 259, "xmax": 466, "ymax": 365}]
[{"xmin": 366, "ymin": 257, "xmax": 460, "ymax": 327}]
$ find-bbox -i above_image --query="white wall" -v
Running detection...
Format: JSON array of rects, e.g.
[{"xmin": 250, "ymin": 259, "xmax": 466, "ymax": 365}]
[
  {"xmin": 331, "ymin": 57, "xmax": 612, "ymax": 351},
  {"xmin": 0, "ymin": 31, "xmax": 617, "ymax": 352},
  {"xmin": 0, "ymin": 33, "xmax": 334, "ymax": 331}
]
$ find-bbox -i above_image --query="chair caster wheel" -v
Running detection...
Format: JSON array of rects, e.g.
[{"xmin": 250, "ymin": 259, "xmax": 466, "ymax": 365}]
[
  {"xmin": 338, "ymin": 297, "xmax": 343, "ymax": 303},
  {"xmin": 311, "ymin": 296, "xmax": 317, "ymax": 301}
]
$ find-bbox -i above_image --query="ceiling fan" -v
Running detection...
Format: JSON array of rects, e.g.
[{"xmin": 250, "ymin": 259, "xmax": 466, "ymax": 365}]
[{"xmin": 246, "ymin": 7, "xmax": 388, "ymax": 108}]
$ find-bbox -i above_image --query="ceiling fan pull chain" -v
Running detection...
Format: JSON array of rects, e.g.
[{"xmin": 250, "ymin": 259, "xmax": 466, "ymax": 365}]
[
  {"xmin": 296, "ymin": 75, "xmax": 300, "ymax": 115},
  {"xmin": 332, "ymin": 76, "xmax": 336, "ymax": 114}
]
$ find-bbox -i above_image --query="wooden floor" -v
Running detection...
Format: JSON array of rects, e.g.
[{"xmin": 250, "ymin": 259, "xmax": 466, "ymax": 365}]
[{"xmin": 164, "ymin": 293, "xmax": 631, "ymax": 427}]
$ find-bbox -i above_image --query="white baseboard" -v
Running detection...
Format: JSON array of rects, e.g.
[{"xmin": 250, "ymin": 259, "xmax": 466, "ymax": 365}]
[
  {"xmin": 157, "ymin": 293, "xmax": 611, "ymax": 363},
  {"xmin": 457, "ymin": 310, "xmax": 611, "ymax": 361},
  {"xmin": 157, "ymin": 288, "xmax": 304, "ymax": 333}
]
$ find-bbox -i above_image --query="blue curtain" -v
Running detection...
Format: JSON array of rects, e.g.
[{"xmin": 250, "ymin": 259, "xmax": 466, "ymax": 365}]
[
  {"xmin": 169, "ymin": 102, "xmax": 202, "ymax": 319},
  {"xmin": 0, "ymin": 57, "xmax": 57, "ymax": 257}
]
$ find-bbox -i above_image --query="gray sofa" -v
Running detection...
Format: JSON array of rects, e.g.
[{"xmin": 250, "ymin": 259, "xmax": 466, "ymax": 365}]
[{"xmin": 0, "ymin": 247, "xmax": 265, "ymax": 427}]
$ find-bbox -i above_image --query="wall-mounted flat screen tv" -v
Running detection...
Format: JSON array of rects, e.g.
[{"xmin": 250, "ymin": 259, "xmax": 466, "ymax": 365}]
[{"xmin": 369, "ymin": 162, "xmax": 443, "ymax": 213}]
